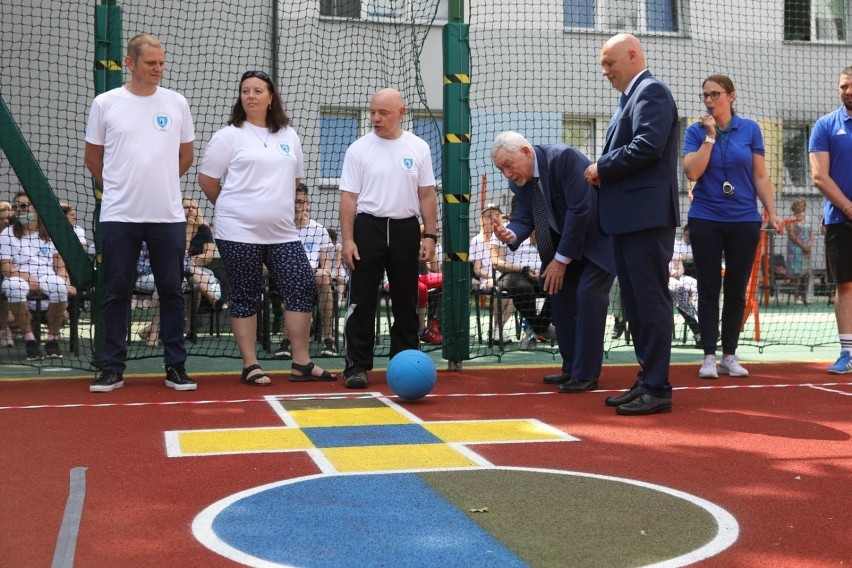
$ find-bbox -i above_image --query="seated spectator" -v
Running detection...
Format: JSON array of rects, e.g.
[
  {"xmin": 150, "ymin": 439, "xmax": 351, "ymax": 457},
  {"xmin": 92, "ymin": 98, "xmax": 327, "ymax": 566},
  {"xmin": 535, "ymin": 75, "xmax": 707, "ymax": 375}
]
[
  {"xmin": 183, "ymin": 197, "xmax": 223, "ymax": 325},
  {"xmin": 0, "ymin": 200, "xmax": 15, "ymax": 347},
  {"xmin": 60, "ymin": 202, "xmax": 94, "ymax": 255},
  {"xmin": 491, "ymin": 227, "xmax": 552, "ymax": 346},
  {"xmin": 418, "ymin": 225, "xmax": 443, "ymax": 345},
  {"xmin": 275, "ymin": 184, "xmax": 337, "ymax": 358},
  {"xmin": 134, "ymin": 242, "xmax": 161, "ymax": 347},
  {"xmin": 669, "ymin": 254, "xmax": 701, "ymax": 347},
  {"xmin": 138, "ymin": 198, "xmax": 224, "ymax": 344},
  {"xmin": 327, "ymin": 227, "xmax": 347, "ymax": 303},
  {"xmin": 470, "ymin": 203, "xmax": 514, "ymax": 344},
  {"xmin": 0, "ymin": 192, "xmax": 74, "ymax": 360}
]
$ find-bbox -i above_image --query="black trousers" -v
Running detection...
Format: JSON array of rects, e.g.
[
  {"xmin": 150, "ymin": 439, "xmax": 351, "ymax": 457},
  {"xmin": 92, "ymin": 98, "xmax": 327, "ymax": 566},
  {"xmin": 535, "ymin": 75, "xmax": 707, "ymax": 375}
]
[
  {"xmin": 343, "ymin": 214, "xmax": 420, "ymax": 377},
  {"xmin": 688, "ymin": 218, "xmax": 760, "ymax": 356}
]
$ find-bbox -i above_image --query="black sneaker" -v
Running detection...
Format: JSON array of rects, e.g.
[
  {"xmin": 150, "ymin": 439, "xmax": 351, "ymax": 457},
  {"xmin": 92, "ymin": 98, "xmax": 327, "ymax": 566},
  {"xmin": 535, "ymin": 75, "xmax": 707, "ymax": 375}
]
[
  {"xmin": 90, "ymin": 370, "xmax": 124, "ymax": 393},
  {"xmin": 274, "ymin": 339, "xmax": 292, "ymax": 359},
  {"xmin": 321, "ymin": 338, "xmax": 338, "ymax": 356},
  {"xmin": 44, "ymin": 340, "xmax": 63, "ymax": 359},
  {"xmin": 165, "ymin": 364, "xmax": 197, "ymax": 391},
  {"xmin": 25, "ymin": 340, "xmax": 44, "ymax": 361},
  {"xmin": 344, "ymin": 370, "xmax": 369, "ymax": 389}
]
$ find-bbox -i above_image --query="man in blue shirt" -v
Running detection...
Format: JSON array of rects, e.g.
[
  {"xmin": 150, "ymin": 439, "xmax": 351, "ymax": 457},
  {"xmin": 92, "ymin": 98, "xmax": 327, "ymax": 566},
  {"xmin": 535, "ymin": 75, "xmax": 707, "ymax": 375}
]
[{"xmin": 809, "ymin": 66, "xmax": 852, "ymax": 374}]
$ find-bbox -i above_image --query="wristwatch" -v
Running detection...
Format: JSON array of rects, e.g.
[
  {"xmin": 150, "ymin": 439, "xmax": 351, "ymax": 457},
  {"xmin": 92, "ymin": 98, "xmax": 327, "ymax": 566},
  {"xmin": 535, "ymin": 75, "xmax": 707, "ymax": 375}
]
[
  {"xmin": 422, "ymin": 233, "xmax": 438, "ymax": 242},
  {"xmin": 703, "ymin": 135, "xmax": 716, "ymax": 145}
]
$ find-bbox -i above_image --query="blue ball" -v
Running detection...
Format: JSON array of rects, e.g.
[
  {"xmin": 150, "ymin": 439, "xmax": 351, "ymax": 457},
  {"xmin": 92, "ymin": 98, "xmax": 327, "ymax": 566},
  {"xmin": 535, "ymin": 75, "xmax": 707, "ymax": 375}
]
[{"xmin": 386, "ymin": 349, "xmax": 437, "ymax": 401}]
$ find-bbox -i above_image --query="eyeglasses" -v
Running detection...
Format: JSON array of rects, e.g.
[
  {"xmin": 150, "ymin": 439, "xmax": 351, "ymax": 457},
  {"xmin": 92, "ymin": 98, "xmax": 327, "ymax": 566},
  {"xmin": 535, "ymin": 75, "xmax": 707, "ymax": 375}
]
[
  {"xmin": 295, "ymin": 200, "xmax": 307, "ymax": 205},
  {"xmin": 700, "ymin": 91, "xmax": 725, "ymax": 101},
  {"xmin": 12, "ymin": 202, "xmax": 31, "ymax": 210},
  {"xmin": 242, "ymin": 70, "xmax": 271, "ymax": 82}
]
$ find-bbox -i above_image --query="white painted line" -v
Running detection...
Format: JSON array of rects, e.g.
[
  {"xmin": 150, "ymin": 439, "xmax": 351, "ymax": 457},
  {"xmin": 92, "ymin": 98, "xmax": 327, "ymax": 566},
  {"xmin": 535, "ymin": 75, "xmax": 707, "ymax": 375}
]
[{"xmin": 51, "ymin": 467, "xmax": 87, "ymax": 568}]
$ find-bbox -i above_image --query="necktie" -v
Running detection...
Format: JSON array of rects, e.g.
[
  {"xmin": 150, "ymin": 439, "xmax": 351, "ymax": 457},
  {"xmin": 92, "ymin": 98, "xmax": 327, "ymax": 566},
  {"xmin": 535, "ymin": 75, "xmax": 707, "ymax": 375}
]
[
  {"xmin": 530, "ymin": 177, "xmax": 555, "ymax": 266},
  {"xmin": 605, "ymin": 94, "xmax": 627, "ymax": 141}
]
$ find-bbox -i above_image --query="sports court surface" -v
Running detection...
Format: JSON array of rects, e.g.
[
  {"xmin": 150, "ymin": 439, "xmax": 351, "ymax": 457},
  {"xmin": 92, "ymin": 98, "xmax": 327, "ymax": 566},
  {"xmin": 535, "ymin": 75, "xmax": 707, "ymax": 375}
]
[{"xmin": 1, "ymin": 346, "xmax": 850, "ymax": 567}]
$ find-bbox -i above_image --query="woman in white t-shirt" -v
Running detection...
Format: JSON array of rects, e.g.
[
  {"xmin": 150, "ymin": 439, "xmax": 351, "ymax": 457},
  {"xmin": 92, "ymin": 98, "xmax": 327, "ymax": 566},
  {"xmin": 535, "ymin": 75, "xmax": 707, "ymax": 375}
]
[
  {"xmin": 199, "ymin": 70, "xmax": 332, "ymax": 386},
  {"xmin": 0, "ymin": 192, "xmax": 73, "ymax": 360}
]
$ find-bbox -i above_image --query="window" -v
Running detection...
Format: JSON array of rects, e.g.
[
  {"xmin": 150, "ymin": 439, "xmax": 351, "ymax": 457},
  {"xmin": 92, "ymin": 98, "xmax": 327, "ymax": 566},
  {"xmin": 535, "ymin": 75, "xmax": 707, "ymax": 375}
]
[
  {"xmin": 563, "ymin": 118, "xmax": 596, "ymax": 161},
  {"xmin": 564, "ymin": 0, "xmax": 680, "ymax": 33},
  {"xmin": 319, "ymin": 111, "xmax": 359, "ymax": 179},
  {"xmin": 783, "ymin": 122, "xmax": 812, "ymax": 189},
  {"xmin": 320, "ymin": 0, "xmax": 448, "ymax": 22},
  {"xmin": 785, "ymin": 0, "xmax": 847, "ymax": 42},
  {"xmin": 412, "ymin": 115, "xmax": 443, "ymax": 182}
]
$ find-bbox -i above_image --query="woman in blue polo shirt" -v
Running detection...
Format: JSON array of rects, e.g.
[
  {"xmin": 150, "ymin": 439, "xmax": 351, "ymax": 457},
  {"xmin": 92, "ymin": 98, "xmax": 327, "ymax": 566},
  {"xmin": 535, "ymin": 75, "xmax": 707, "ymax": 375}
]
[{"xmin": 684, "ymin": 74, "xmax": 784, "ymax": 380}]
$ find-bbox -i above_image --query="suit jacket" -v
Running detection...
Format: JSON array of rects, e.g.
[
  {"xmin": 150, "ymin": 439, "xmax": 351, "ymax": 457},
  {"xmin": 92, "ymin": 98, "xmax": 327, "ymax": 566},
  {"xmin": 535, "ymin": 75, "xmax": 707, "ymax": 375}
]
[
  {"xmin": 597, "ymin": 70, "xmax": 680, "ymax": 235},
  {"xmin": 506, "ymin": 144, "xmax": 616, "ymax": 275}
]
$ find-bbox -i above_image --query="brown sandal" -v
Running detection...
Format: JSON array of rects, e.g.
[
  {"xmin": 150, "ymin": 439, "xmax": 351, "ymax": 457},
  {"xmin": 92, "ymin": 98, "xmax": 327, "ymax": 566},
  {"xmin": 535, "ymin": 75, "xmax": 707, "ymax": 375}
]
[
  {"xmin": 241, "ymin": 364, "xmax": 271, "ymax": 386},
  {"xmin": 290, "ymin": 361, "xmax": 336, "ymax": 382}
]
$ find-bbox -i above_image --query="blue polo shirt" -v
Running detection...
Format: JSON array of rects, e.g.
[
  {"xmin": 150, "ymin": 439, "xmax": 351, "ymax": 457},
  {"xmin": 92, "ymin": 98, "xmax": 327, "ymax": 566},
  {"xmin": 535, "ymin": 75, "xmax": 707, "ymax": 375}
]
[
  {"xmin": 684, "ymin": 114, "xmax": 765, "ymax": 223},
  {"xmin": 808, "ymin": 105, "xmax": 852, "ymax": 225}
]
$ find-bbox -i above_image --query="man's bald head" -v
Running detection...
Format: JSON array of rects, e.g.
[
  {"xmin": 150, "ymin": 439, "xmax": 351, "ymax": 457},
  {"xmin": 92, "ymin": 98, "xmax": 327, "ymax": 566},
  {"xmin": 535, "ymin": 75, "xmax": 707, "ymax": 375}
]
[
  {"xmin": 600, "ymin": 33, "xmax": 646, "ymax": 93},
  {"xmin": 370, "ymin": 88, "xmax": 406, "ymax": 139}
]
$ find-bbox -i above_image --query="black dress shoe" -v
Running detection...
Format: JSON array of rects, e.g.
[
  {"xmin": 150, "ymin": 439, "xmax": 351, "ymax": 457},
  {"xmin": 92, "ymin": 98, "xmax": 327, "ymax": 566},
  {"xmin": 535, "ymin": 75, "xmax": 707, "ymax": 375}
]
[
  {"xmin": 543, "ymin": 372, "xmax": 570, "ymax": 385},
  {"xmin": 616, "ymin": 393, "xmax": 672, "ymax": 415},
  {"xmin": 558, "ymin": 378, "xmax": 598, "ymax": 393},
  {"xmin": 604, "ymin": 380, "xmax": 641, "ymax": 407}
]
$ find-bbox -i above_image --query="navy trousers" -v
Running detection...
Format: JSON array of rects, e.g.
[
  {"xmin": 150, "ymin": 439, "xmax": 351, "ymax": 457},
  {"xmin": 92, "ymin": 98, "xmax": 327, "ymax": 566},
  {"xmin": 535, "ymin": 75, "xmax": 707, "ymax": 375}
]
[{"xmin": 100, "ymin": 221, "xmax": 186, "ymax": 372}]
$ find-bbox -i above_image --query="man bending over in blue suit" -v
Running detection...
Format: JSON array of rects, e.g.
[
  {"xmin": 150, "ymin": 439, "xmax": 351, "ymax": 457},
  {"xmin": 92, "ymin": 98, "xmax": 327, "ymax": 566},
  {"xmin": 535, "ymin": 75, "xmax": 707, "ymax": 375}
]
[
  {"xmin": 584, "ymin": 33, "xmax": 680, "ymax": 416},
  {"xmin": 491, "ymin": 131, "xmax": 616, "ymax": 394}
]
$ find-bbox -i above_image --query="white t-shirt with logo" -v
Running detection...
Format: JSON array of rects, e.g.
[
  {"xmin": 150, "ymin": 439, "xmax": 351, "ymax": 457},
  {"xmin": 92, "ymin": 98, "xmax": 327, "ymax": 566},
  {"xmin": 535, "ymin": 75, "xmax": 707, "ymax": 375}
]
[
  {"xmin": 85, "ymin": 86, "xmax": 195, "ymax": 223},
  {"xmin": 297, "ymin": 219, "xmax": 333, "ymax": 271},
  {"xmin": 200, "ymin": 124, "xmax": 304, "ymax": 244},
  {"xmin": 339, "ymin": 131, "xmax": 435, "ymax": 218},
  {"xmin": 0, "ymin": 227, "xmax": 59, "ymax": 277}
]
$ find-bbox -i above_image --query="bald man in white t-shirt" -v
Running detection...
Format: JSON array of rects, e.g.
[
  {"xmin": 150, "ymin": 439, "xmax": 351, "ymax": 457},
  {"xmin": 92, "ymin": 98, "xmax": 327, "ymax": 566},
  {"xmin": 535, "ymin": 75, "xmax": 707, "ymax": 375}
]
[
  {"xmin": 339, "ymin": 88, "xmax": 438, "ymax": 389},
  {"xmin": 84, "ymin": 33, "xmax": 196, "ymax": 393}
]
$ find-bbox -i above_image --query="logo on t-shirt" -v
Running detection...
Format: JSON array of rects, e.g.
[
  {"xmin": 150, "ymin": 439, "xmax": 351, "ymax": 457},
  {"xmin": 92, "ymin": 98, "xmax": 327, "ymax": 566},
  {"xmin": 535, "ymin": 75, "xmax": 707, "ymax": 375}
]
[
  {"xmin": 278, "ymin": 143, "xmax": 292, "ymax": 155},
  {"xmin": 400, "ymin": 155, "xmax": 415, "ymax": 173},
  {"xmin": 837, "ymin": 128, "xmax": 847, "ymax": 136},
  {"xmin": 153, "ymin": 113, "xmax": 172, "ymax": 131}
]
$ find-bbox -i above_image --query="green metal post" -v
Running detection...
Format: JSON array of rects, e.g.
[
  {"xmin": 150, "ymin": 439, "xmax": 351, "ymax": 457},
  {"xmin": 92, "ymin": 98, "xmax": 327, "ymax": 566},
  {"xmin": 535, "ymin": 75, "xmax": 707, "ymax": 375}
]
[
  {"xmin": 91, "ymin": 0, "xmax": 123, "ymax": 365},
  {"xmin": 441, "ymin": 0, "xmax": 471, "ymax": 370},
  {"xmin": 0, "ymin": 98, "xmax": 92, "ymax": 288}
]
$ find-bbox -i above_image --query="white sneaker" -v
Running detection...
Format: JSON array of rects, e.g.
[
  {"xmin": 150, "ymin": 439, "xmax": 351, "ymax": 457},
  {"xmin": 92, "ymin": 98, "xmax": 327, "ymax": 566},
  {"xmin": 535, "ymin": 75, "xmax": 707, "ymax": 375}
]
[
  {"xmin": 719, "ymin": 354, "xmax": 749, "ymax": 377},
  {"xmin": 698, "ymin": 354, "xmax": 718, "ymax": 379}
]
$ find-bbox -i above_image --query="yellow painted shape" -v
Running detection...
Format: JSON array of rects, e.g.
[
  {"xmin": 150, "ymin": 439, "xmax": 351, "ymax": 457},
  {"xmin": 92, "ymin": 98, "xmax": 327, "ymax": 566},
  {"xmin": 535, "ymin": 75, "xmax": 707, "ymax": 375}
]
[
  {"xmin": 290, "ymin": 407, "xmax": 412, "ymax": 428},
  {"xmin": 177, "ymin": 427, "xmax": 314, "ymax": 454},
  {"xmin": 423, "ymin": 420, "xmax": 563, "ymax": 443},
  {"xmin": 323, "ymin": 443, "xmax": 477, "ymax": 472}
]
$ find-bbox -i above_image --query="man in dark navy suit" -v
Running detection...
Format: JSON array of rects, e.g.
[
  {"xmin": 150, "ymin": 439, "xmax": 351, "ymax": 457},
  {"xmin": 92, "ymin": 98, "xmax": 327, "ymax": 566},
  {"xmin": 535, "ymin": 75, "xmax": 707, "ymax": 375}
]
[
  {"xmin": 491, "ymin": 131, "xmax": 615, "ymax": 393},
  {"xmin": 584, "ymin": 33, "xmax": 679, "ymax": 415}
]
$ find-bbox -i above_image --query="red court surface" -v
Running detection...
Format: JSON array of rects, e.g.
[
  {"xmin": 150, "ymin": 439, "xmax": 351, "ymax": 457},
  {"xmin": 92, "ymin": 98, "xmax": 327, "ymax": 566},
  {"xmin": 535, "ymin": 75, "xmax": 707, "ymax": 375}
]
[{"xmin": 1, "ymin": 362, "xmax": 850, "ymax": 567}]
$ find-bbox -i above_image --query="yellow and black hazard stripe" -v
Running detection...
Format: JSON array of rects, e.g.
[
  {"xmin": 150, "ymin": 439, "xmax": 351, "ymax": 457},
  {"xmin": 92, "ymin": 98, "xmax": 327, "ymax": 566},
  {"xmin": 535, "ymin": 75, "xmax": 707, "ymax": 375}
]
[
  {"xmin": 444, "ymin": 133, "xmax": 471, "ymax": 144},
  {"xmin": 444, "ymin": 252, "xmax": 469, "ymax": 263},
  {"xmin": 443, "ymin": 194, "xmax": 470, "ymax": 205},
  {"xmin": 443, "ymin": 73, "xmax": 470, "ymax": 85},
  {"xmin": 95, "ymin": 60, "xmax": 122, "ymax": 71}
]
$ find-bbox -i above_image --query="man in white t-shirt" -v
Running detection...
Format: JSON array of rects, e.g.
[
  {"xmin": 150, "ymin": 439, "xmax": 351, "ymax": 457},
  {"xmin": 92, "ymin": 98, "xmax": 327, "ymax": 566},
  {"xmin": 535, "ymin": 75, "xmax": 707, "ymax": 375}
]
[
  {"xmin": 84, "ymin": 33, "xmax": 196, "ymax": 393},
  {"xmin": 339, "ymin": 88, "xmax": 438, "ymax": 389}
]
